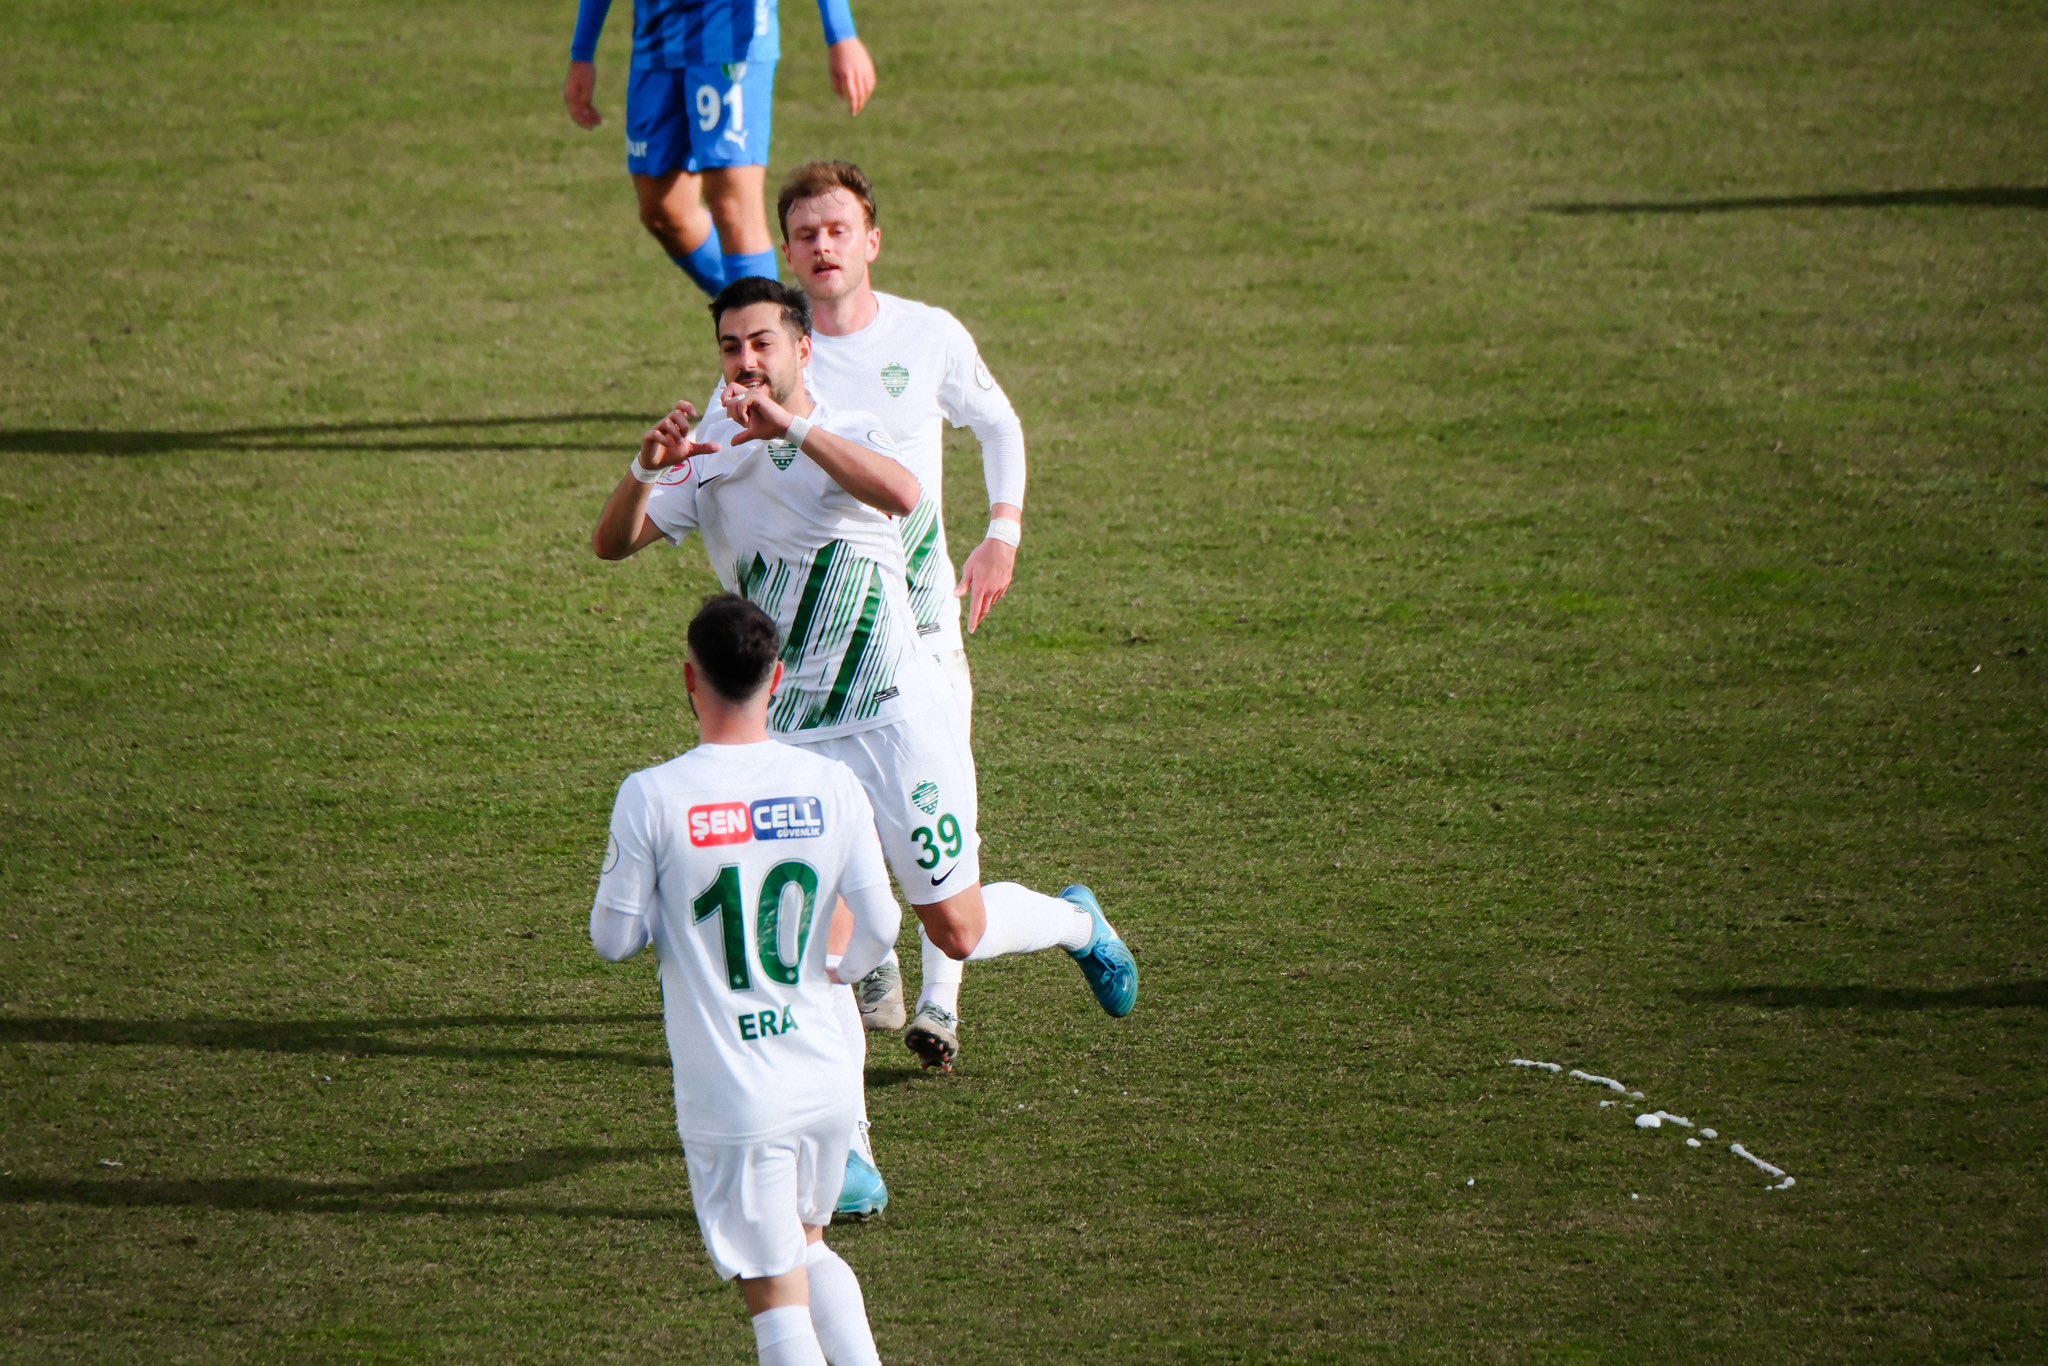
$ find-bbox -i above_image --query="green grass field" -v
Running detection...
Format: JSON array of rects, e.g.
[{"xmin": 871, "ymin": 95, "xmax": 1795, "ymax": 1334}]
[{"xmin": 4, "ymin": 0, "xmax": 2045, "ymax": 1359}]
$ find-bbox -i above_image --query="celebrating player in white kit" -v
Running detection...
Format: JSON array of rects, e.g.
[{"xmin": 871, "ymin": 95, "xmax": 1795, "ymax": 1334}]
[
  {"xmin": 768, "ymin": 160, "xmax": 1029, "ymax": 1067},
  {"xmin": 592, "ymin": 277, "xmax": 1138, "ymax": 1202},
  {"xmin": 590, "ymin": 593, "xmax": 894, "ymax": 1366}
]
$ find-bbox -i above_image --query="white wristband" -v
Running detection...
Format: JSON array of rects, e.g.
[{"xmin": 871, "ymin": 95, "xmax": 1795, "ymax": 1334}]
[
  {"xmin": 985, "ymin": 516, "xmax": 1022, "ymax": 548},
  {"xmin": 629, "ymin": 453, "xmax": 666, "ymax": 484},
  {"xmin": 782, "ymin": 414, "xmax": 813, "ymax": 448}
]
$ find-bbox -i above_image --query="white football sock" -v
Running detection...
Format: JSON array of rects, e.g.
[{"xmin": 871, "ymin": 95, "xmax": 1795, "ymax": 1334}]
[
  {"xmin": 806, "ymin": 1242, "xmax": 881, "ymax": 1366},
  {"xmin": 916, "ymin": 925, "xmax": 965, "ymax": 1016},
  {"xmin": 751, "ymin": 1304, "xmax": 826, "ymax": 1366},
  {"xmin": 829, "ymin": 949, "xmax": 898, "ymax": 978},
  {"xmin": 967, "ymin": 882, "xmax": 1093, "ymax": 959}
]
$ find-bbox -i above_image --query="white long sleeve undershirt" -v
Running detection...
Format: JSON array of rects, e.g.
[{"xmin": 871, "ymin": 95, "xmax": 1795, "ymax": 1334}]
[
  {"xmin": 834, "ymin": 879, "xmax": 902, "ymax": 985},
  {"xmin": 590, "ymin": 903, "xmax": 648, "ymax": 963},
  {"xmin": 970, "ymin": 410, "xmax": 1027, "ymax": 511}
]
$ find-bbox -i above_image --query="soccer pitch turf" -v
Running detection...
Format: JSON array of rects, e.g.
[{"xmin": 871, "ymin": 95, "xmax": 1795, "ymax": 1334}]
[{"xmin": 3, "ymin": 0, "xmax": 2044, "ymax": 1359}]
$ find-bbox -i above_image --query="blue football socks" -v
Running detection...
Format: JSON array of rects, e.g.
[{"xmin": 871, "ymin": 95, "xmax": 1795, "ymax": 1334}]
[
  {"xmin": 671, "ymin": 228, "xmax": 727, "ymax": 297},
  {"xmin": 721, "ymin": 249, "xmax": 779, "ymax": 284}
]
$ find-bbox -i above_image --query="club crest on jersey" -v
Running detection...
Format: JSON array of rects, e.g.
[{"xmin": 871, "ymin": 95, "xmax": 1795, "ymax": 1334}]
[
  {"xmin": 688, "ymin": 802, "xmax": 752, "ymax": 847},
  {"xmin": 880, "ymin": 362, "xmax": 909, "ymax": 397},
  {"xmin": 911, "ymin": 781, "xmax": 940, "ymax": 816},
  {"xmin": 974, "ymin": 356, "xmax": 995, "ymax": 391},
  {"xmin": 750, "ymin": 796, "xmax": 824, "ymax": 840},
  {"xmin": 657, "ymin": 459, "xmax": 691, "ymax": 486},
  {"xmin": 767, "ymin": 439, "xmax": 798, "ymax": 471}
]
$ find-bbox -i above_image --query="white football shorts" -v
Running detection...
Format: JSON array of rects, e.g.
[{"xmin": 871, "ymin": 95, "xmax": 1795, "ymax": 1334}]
[
  {"xmin": 795, "ymin": 700, "xmax": 981, "ymax": 904},
  {"xmin": 684, "ymin": 1104, "xmax": 855, "ymax": 1281},
  {"xmin": 933, "ymin": 647, "xmax": 973, "ymax": 743}
]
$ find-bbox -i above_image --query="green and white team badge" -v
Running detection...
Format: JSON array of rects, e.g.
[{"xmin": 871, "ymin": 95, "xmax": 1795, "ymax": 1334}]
[
  {"xmin": 767, "ymin": 439, "xmax": 798, "ymax": 471},
  {"xmin": 911, "ymin": 781, "xmax": 940, "ymax": 815},
  {"xmin": 880, "ymin": 362, "xmax": 910, "ymax": 397}
]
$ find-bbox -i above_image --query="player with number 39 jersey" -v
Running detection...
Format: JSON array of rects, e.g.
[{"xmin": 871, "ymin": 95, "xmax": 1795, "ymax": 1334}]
[
  {"xmin": 642, "ymin": 392, "xmax": 950, "ymax": 741},
  {"xmin": 703, "ymin": 292, "xmax": 1015, "ymax": 669}
]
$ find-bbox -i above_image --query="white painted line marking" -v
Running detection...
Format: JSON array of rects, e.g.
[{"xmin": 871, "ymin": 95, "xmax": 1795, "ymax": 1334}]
[
  {"xmin": 1569, "ymin": 1069, "xmax": 1630, "ymax": 1093},
  {"xmin": 1509, "ymin": 1059, "xmax": 1796, "ymax": 1189}
]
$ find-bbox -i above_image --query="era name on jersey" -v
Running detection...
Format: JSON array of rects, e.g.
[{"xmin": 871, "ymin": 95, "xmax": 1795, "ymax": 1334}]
[
  {"xmin": 738, "ymin": 1007, "xmax": 799, "ymax": 1042},
  {"xmin": 687, "ymin": 796, "xmax": 826, "ymax": 847}
]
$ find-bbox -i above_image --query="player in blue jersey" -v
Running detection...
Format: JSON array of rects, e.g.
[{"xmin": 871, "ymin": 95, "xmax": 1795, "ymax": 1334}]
[{"xmin": 563, "ymin": 0, "xmax": 876, "ymax": 296}]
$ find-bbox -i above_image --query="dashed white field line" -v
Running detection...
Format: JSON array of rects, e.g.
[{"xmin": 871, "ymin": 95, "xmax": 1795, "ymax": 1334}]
[
  {"xmin": 1508, "ymin": 1057, "xmax": 1797, "ymax": 1190},
  {"xmin": 1731, "ymin": 1143, "xmax": 1796, "ymax": 1189},
  {"xmin": 1567, "ymin": 1068, "xmax": 1644, "ymax": 1100}
]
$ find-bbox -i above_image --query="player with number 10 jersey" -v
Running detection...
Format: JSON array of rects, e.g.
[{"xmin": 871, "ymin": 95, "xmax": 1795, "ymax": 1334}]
[
  {"xmin": 596, "ymin": 720, "xmax": 889, "ymax": 1143},
  {"xmin": 590, "ymin": 593, "xmax": 894, "ymax": 1363}
]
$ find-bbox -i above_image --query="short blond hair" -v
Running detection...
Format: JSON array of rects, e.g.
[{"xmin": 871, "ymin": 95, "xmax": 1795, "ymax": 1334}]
[{"xmin": 777, "ymin": 160, "xmax": 877, "ymax": 239}]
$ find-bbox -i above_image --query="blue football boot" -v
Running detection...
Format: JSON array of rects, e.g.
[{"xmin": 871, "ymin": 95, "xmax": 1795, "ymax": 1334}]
[
  {"xmin": 1060, "ymin": 884, "xmax": 1138, "ymax": 1018},
  {"xmin": 834, "ymin": 1146, "xmax": 888, "ymax": 1221}
]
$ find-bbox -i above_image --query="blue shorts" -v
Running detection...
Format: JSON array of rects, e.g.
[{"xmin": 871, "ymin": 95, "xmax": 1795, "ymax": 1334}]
[{"xmin": 625, "ymin": 61, "xmax": 776, "ymax": 178}]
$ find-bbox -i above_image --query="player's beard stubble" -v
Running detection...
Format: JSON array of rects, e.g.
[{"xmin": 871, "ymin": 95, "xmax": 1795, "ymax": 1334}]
[{"xmin": 732, "ymin": 367, "xmax": 800, "ymax": 410}]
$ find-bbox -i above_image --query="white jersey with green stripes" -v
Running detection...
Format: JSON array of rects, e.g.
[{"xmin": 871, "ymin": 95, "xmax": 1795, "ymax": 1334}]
[
  {"xmin": 804, "ymin": 293, "xmax": 1021, "ymax": 657},
  {"xmin": 644, "ymin": 395, "xmax": 950, "ymax": 741}
]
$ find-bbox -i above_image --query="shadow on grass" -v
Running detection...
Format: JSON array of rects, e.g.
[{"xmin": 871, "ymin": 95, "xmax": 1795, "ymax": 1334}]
[
  {"xmin": 0, "ymin": 413, "xmax": 651, "ymax": 457},
  {"xmin": 0, "ymin": 1011, "xmax": 669, "ymax": 1067},
  {"xmin": 0, "ymin": 1145, "xmax": 691, "ymax": 1219},
  {"xmin": 4, "ymin": 1012, "xmax": 956, "ymax": 1090},
  {"xmin": 1681, "ymin": 981, "xmax": 2048, "ymax": 1010},
  {"xmin": 1538, "ymin": 186, "xmax": 2048, "ymax": 215}
]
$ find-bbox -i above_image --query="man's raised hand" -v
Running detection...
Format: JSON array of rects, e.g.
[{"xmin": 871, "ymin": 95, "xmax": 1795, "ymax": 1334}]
[
  {"xmin": 640, "ymin": 401, "xmax": 720, "ymax": 473},
  {"xmin": 721, "ymin": 384, "xmax": 797, "ymax": 447}
]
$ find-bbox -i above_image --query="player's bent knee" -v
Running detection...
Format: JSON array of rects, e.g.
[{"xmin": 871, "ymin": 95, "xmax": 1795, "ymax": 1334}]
[
  {"xmin": 638, "ymin": 200, "xmax": 684, "ymax": 239},
  {"xmin": 634, "ymin": 178, "xmax": 708, "ymax": 246},
  {"xmin": 701, "ymin": 174, "xmax": 769, "ymax": 239},
  {"xmin": 916, "ymin": 916, "xmax": 979, "ymax": 962},
  {"xmin": 911, "ymin": 886, "xmax": 984, "ymax": 962}
]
